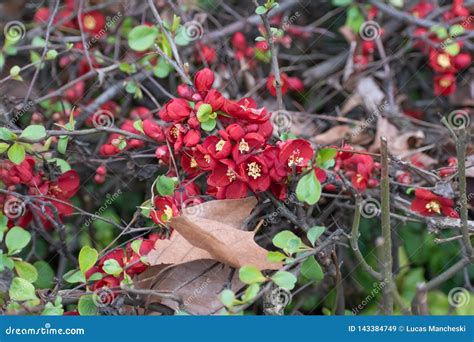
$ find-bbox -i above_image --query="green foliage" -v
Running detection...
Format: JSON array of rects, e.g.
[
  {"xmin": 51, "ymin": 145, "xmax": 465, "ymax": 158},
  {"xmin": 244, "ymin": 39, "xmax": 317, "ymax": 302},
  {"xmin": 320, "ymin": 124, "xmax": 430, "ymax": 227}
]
[
  {"xmin": 79, "ymin": 246, "xmax": 98, "ymax": 275},
  {"xmin": 128, "ymin": 25, "xmax": 159, "ymax": 52},
  {"xmin": 239, "ymin": 265, "xmax": 266, "ymax": 284},
  {"xmin": 307, "ymin": 226, "xmax": 325, "ymax": 247},
  {"xmin": 296, "ymin": 171, "xmax": 321, "ymax": 205},
  {"xmin": 6, "ymin": 227, "xmax": 31, "ymax": 255},
  {"xmin": 155, "ymin": 175, "xmax": 177, "ymax": 196},
  {"xmin": 7, "ymin": 143, "xmax": 25, "ymax": 164},
  {"xmin": 300, "ymin": 256, "xmax": 324, "ymax": 281},
  {"xmin": 271, "ymin": 271, "xmax": 297, "ymax": 290}
]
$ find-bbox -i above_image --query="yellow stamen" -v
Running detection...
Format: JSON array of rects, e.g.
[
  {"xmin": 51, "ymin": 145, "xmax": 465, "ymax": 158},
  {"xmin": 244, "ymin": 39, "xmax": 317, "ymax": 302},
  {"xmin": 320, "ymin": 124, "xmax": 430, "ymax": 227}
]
[
  {"xmin": 247, "ymin": 162, "xmax": 261, "ymax": 179},
  {"xmin": 238, "ymin": 139, "xmax": 250, "ymax": 153},
  {"xmin": 190, "ymin": 158, "xmax": 197, "ymax": 168},
  {"xmin": 425, "ymin": 200, "xmax": 441, "ymax": 214},
  {"xmin": 226, "ymin": 168, "xmax": 237, "ymax": 182},
  {"xmin": 83, "ymin": 15, "xmax": 96, "ymax": 30},
  {"xmin": 215, "ymin": 139, "xmax": 226, "ymax": 152},
  {"xmin": 437, "ymin": 54, "xmax": 451, "ymax": 69},
  {"xmin": 163, "ymin": 205, "xmax": 173, "ymax": 219}
]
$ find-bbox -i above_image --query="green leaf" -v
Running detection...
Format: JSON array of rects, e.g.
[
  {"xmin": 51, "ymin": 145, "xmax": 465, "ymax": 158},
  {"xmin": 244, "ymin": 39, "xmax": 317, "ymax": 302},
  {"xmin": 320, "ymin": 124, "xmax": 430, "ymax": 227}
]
[
  {"xmin": 20, "ymin": 125, "xmax": 46, "ymax": 141},
  {"xmin": 196, "ymin": 104, "xmax": 213, "ymax": 122},
  {"xmin": 0, "ymin": 142, "xmax": 8, "ymax": 154},
  {"xmin": 33, "ymin": 261, "xmax": 55, "ymax": 289},
  {"xmin": 0, "ymin": 127, "xmax": 16, "ymax": 141},
  {"xmin": 431, "ymin": 26, "xmax": 448, "ymax": 40},
  {"xmin": 133, "ymin": 120, "xmax": 144, "ymax": 134},
  {"xmin": 63, "ymin": 269, "xmax": 86, "ymax": 284},
  {"xmin": 14, "ymin": 260, "xmax": 38, "ymax": 283},
  {"xmin": 307, "ymin": 226, "xmax": 325, "ymax": 246},
  {"xmin": 220, "ymin": 289, "xmax": 235, "ymax": 308},
  {"xmin": 345, "ymin": 5, "xmax": 364, "ymax": 33},
  {"xmin": 46, "ymin": 50, "xmax": 58, "ymax": 60},
  {"xmin": 119, "ymin": 62, "xmax": 136, "ymax": 74},
  {"xmin": 155, "ymin": 175, "xmax": 176, "ymax": 196},
  {"xmin": 272, "ymin": 230, "xmax": 300, "ymax": 250},
  {"xmin": 131, "ymin": 240, "xmax": 142, "ymax": 255},
  {"xmin": 0, "ymin": 252, "xmax": 15, "ymax": 271},
  {"xmin": 255, "ymin": 5, "xmax": 267, "ymax": 14},
  {"xmin": 6, "ymin": 226, "xmax": 31, "ymax": 255},
  {"xmin": 47, "ymin": 158, "xmax": 71, "ymax": 173},
  {"xmin": 445, "ymin": 43, "xmax": 460, "ymax": 56},
  {"xmin": 388, "ymin": 0, "xmax": 403, "ymax": 8},
  {"xmin": 332, "ymin": 0, "xmax": 352, "ymax": 5},
  {"xmin": 128, "ymin": 25, "xmax": 159, "ymax": 52},
  {"xmin": 200, "ymin": 118, "xmax": 216, "ymax": 131},
  {"xmin": 88, "ymin": 272, "xmax": 103, "ymax": 282},
  {"xmin": 9, "ymin": 65, "xmax": 20, "ymax": 77},
  {"xmin": 300, "ymin": 256, "xmax": 324, "ymax": 281},
  {"xmin": 102, "ymin": 259, "xmax": 123, "ymax": 277},
  {"xmin": 78, "ymin": 294, "xmax": 98, "ymax": 316},
  {"xmin": 271, "ymin": 271, "xmax": 297, "ymax": 290},
  {"xmin": 316, "ymin": 148, "xmax": 337, "ymax": 169},
  {"xmin": 8, "ymin": 143, "xmax": 25, "ymax": 164},
  {"xmin": 449, "ymin": 24, "xmax": 464, "ymax": 37},
  {"xmin": 239, "ymin": 265, "xmax": 266, "ymax": 284},
  {"xmin": 57, "ymin": 136, "xmax": 68, "ymax": 154},
  {"xmin": 154, "ymin": 58, "xmax": 173, "ymax": 78},
  {"xmin": 42, "ymin": 301, "xmax": 64, "ymax": 315},
  {"xmin": 267, "ymin": 251, "xmax": 287, "ymax": 263},
  {"xmin": 79, "ymin": 246, "xmax": 98, "ymax": 275},
  {"xmin": 9, "ymin": 277, "xmax": 38, "ymax": 301},
  {"xmin": 0, "ymin": 53, "xmax": 5, "ymax": 70},
  {"xmin": 296, "ymin": 171, "xmax": 321, "ymax": 205},
  {"xmin": 287, "ymin": 238, "xmax": 301, "ymax": 254},
  {"xmin": 242, "ymin": 283, "xmax": 260, "ymax": 302}
]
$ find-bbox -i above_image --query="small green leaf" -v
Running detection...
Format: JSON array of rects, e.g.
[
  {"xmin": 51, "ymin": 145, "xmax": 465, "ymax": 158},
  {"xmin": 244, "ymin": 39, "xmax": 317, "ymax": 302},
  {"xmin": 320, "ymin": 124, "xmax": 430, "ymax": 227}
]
[
  {"xmin": 20, "ymin": 125, "xmax": 46, "ymax": 141},
  {"xmin": 0, "ymin": 127, "xmax": 16, "ymax": 141},
  {"xmin": 239, "ymin": 265, "xmax": 266, "ymax": 284},
  {"xmin": 345, "ymin": 5, "xmax": 364, "ymax": 33},
  {"xmin": 155, "ymin": 175, "xmax": 176, "ymax": 196},
  {"xmin": 33, "ymin": 261, "xmax": 55, "ymax": 289},
  {"xmin": 63, "ymin": 269, "xmax": 86, "ymax": 284},
  {"xmin": 271, "ymin": 271, "xmax": 297, "ymax": 290},
  {"xmin": 128, "ymin": 25, "xmax": 159, "ymax": 52},
  {"xmin": 267, "ymin": 251, "xmax": 287, "ymax": 263},
  {"xmin": 196, "ymin": 104, "xmax": 213, "ymax": 122},
  {"xmin": 255, "ymin": 5, "xmax": 267, "ymax": 14},
  {"xmin": 6, "ymin": 226, "xmax": 31, "ymax": 255},
  {"xmin": 0, "ymin": 142, "xmax": 9, "ymax": 154},
  {"xmin": 296, "ymin": 171, "xmax": 321, "ymax": 205},
  {"xmin": 79, "ymin": 246, "xmax": 98, "ymax": 275},
  {"xmin": 449, "ymin": 24, "xmax": 464, "ymax": 37},
  {"xmin": 316, "ymin": 148, "xmax": 337, "ymax": 169},
  {"xmin": 14, "ymin": 260, "xmax": 38, "ymax": 283},
  {"xmin": 220, "ymin": 289, "xmax": 235, "ymax": 308},
  {"xmin": 200, "ymin": 118, "xmax": 216, "ymax": 131},
  {"xmin": 242, "ymin": 283, "xmax": 260, "ymax": 302},
  {"xmin": 445, "ymin": 43, "xmax": 460, "ymax": 56},
  {"xmin": 8, "ymin": 143, "xmax": 25, "ymax": 165},
  {"xmin": 307, "ymin": 226, "xmax": 325, "ymax": 247},
  {"xmin": 42, "ymin": 301, "xmax": 64, "ymax": 315},
  {"xmin": 272, "ymin": 230, "xmax": 300, "ymax": 250},
  {"xmin": 78, "ymin": 294, "xmax": 98, "ymax": 316},
  {"xmin": 102, "ymin": 259, "xmax": 123, "ymax": 277},
  {"xmin": 46, "ymin": 50, "xmax": 58, "ymax": 60},
  {"xmin": 154, "ymin": 58, "xmax": 173, "ymax": 78},
  {"xmin": 300, "ymin": 256, "xmax": 324, "ymax": 281},
  {"xmin": 9, "ymin": 277, "xmax": 38, "ymax": 301},
  {"xmin": 133, "ymin": 120, "xmax": 144, "ymax": 134},
  {"xmin": 9, "ymin": 65, "xmax": 20, "ymax": 77},
  {"xmin": 57, "ymin": 136, "xmax": 68, "ymax": 154},
  {"xmin": 131, "ymin": 240, "xmax": 143, "ymax": 255}
]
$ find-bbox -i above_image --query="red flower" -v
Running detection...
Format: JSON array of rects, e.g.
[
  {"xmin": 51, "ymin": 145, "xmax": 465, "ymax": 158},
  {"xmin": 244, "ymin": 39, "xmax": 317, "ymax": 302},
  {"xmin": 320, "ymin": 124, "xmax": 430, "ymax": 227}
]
[
  {"xmin": 204, "ymin": 135, "xmax": 232, "ymax": 160},
  {"xmin": 223, "ymin": 98, "xmax": 270, "ymax": 123},
  {"xmin": 279, "ymin": 139, "xmax": 314, "ymax": 170},
  {"xmin": 208, "ymin": 159, "xmax": 249, "ymax": 199},
  {"xmin": 239, "ymin": 155, "xmax": 270, "ymax": 192},
  {"xmin": 204, "ymin": 89, "xmax": 225, "ymax": 111},
  {"xmin": 142, "ymin": 119, "xmax": 165, "ymax": 142},
  {"xmin": 181, "ymin": 154, "xmax": 201, "ymax": 177},
  {"xmin": 79, "ymin": 11, "xmax": 106, "ymax": 35},
  {"xmin": 410, "ymin": 0, "xmax": 434, "ymax": 18},
  {"xmin": 98, "ymin": 249, "xmax": 125, "ymax": 271},
  {"xmin": 166, "ymin": 124, "xmax": 186, "ymax": 151},
  {"xmin": 266, "ymin": 73, "xmax": 289, "ymax": 96},
  {"xmin": 232, "ymin": 132, "xmax": 266, "ymax": 164},
  {"xmin": 130, "ymin": 107, "xmax": 153, "ymax": 120},
  {"xmin": 92, "ymin": 275, "xmax": 121, "ymax": 291},
  {"xmin": 429, "ymin": 51, "xmax": 456, "ymax": 73},
  {"xmin": 434, "ymin": 73, "xmax": 456, "ymax": 96},
  {"xmin": 411, "ymin": 189, "xmax": 459, "ymax": 218},
  {"xmin": 159, "ymin": 98, "xmax": 192, "ymax": 122},
  {"xmin": 453, "ymin": 53, "xmax": 472, "ymax": 70},
  {"xmin": 194, "ymin": 68, "xmax": 215, "ymax": 93},
  {"xmin": 151, "ymin": 196, "xmax": 179, "ymax": 225}
]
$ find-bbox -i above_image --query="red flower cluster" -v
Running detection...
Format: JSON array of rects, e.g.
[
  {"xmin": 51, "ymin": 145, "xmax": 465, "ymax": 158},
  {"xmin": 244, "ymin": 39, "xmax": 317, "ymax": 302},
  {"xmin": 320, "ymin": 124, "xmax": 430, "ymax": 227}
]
[
  {"xmin": 411, "ymin": 0, "xmax": 472, "ymax": 95},
  {"xmin": 353, "ymin": 6, "xmax": 379, "ymax": 68},
  {"xmin": 144, "ymin": 68, "xmax": 320, "ymax": 204},
  {"xmin": 87, "ymin": 234, "xmax": 160, "ymax": 291},
  {"xmin": 331, "ymin": 146, "xmax": 379, "ymax": 192},
  {"xmin": 0, "ymin": 157, "xmax": 80, "ymax": 229}
]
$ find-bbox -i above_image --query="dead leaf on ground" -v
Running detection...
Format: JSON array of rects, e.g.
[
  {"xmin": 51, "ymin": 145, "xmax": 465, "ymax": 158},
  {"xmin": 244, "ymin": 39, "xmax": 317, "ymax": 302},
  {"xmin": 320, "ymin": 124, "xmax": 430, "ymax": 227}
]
[
  {"xmin": 134, "ymin": 260, "xmax": 244, "ymax": 315},
  {"xmin": 148, "ymin": 197, "xmax": 280, "ymax": 270}
]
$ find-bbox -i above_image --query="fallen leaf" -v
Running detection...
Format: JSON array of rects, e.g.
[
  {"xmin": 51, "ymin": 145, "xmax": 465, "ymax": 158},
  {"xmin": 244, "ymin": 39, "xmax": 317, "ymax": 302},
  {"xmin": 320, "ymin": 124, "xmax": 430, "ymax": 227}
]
[
  {"xmin": 134, "ymin": 260, "xmax": 243, "ymax": 315},
  {"xmin": 313, "ymin": 125, "xmax": 353, "ymax": 145},
  {"xmin": 148, "ymin": 197, "xmax": 280, "ymax": 270}
]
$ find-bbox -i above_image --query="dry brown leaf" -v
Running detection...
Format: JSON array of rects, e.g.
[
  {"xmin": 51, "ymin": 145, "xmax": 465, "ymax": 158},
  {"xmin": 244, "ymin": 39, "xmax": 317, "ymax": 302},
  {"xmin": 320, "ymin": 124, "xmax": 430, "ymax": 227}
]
[
  {"xmin": 313, "ymin": 125, "xmax": 353, "ymax": 144},
  {"xmin": 134, "ymin": 260, "xmax": 243, "ymax": 315},
  {"xmin": 148, "ymin": 197, "xmax": 280, "ymax": 270}
]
